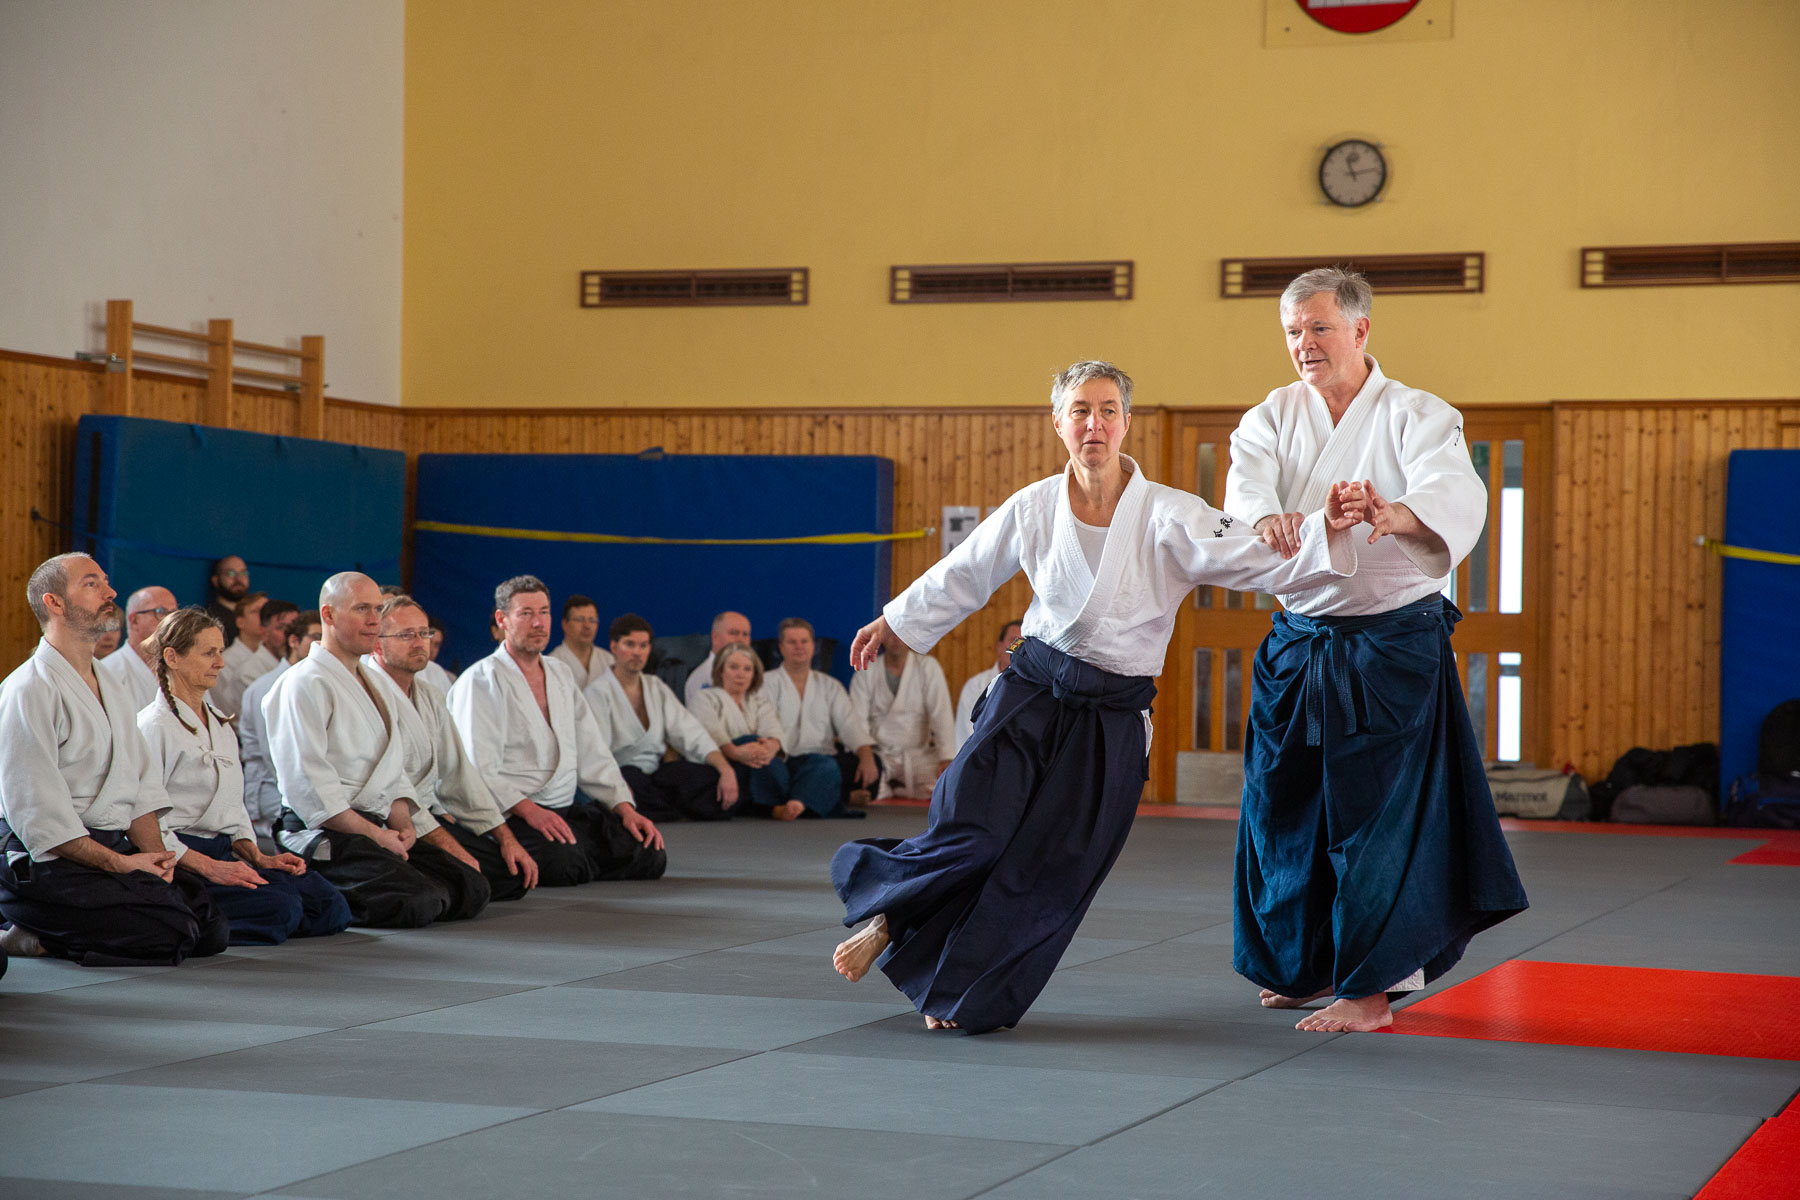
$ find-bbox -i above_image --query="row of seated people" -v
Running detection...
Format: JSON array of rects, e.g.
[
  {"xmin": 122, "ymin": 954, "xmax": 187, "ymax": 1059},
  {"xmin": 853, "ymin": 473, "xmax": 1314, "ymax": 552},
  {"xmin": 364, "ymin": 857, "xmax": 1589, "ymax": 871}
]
[{"xmin": 0, "ymin": 552, "xmax": 1021, "ymax": 972}]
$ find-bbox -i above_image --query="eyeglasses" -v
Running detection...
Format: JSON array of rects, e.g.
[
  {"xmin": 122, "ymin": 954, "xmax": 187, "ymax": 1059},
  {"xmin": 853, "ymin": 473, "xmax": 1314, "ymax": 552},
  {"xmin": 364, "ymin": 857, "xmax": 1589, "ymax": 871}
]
[
  {"xmin": 131, "ymin": 606, "xmax": 174, "ymax": 618},
  {"xmin": 217, "ymin": 569, "xmax": 249, "ymax": 580},
  {"xmin": 378, "ymin": 631, "xmax": 432, "ymax": 642}
]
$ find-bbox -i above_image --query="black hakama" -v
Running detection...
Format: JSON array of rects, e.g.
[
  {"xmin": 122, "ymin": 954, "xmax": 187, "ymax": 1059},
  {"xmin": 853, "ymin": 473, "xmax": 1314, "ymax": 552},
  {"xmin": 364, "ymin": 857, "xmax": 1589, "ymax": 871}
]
[{"xmin": 176, "ymin": 832, "xmax": 353, "ymax": 945}]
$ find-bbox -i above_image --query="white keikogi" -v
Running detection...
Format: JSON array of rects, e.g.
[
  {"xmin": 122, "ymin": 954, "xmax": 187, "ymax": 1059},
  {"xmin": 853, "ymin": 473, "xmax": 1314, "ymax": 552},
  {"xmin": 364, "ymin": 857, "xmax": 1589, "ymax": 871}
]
[
  {"xmin": 136, "ymin": 696, "xmax": 252, "ymax": 857},
  {"xmin": 688, "ymin": 687, "xmax": 784, "ymax": 748},
  {"xmin": 884, "ymin": 454, "xmax": 1356, "ymax": 680},
  {"xmin": 363, "ymin": 657, "xmax": 507, "ymax": 835},
  {"xmin": 849, "ymin": 652, "xmax": 956, "ymax": 794},
  {"xmin": 95, "ymin": 645, "xmax": 158, "ymax": 715},
  {"xmin": 0, "ymin": 640, "xmax": 171, "ymax": 860},
  {"xmin": 682, "ymin": 652, "xmax": 715, "ymax": 707},
  {"xmin": 1224, "ymin": 356, "xmax": 1486, "ymax": 618},
  {"xmin": 762, "ymin": 668, "xmax": 871, "ymax": 758},
  {"xmin": 953, "ymin": 665, "xmax": 1001, "ymax": 753},
  {"xmin": 447, "ymin": 647, "xmax": 633, "ymax": 811},
  {"xmin": 237, "ymin": 659, "xmax": 289, "ymax": 837},
  {"xmin": 548, "ymin": 642, "xmax": 613, "ymax": 692},
  {"xmin": 213, "ymin": 642, "xmax": 279, "ymax": 720},
  {"xmin": 585, "ymin": 671, "xmax": 720, "ymax": 774},
  {"xmin": 263, "ymin": 642, "xmax": 429, "ymax": 855},
  {"xmin": 418, "ymin": 660, "xmax": 458, "ymax": 693}
]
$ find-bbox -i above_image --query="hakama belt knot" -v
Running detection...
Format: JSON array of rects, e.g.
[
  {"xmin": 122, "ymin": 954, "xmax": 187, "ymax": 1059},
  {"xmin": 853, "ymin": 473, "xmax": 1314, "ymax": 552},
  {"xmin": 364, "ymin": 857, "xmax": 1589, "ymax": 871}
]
[{"xmin": 1275, "ymin": 595, "xmax": 1450, "ymax": 746}]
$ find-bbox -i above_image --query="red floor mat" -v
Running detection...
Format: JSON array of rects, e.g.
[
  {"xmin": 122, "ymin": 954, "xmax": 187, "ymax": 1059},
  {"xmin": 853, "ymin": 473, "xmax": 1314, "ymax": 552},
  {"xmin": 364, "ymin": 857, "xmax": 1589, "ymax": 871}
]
[
  {"xmin": 1389, "ymin": 960, "xmax": 1800, "ymax": 1061},
  {"xmin": 1694, "ymin": 1093, "xmax": 1800, "ymax": 1200}
]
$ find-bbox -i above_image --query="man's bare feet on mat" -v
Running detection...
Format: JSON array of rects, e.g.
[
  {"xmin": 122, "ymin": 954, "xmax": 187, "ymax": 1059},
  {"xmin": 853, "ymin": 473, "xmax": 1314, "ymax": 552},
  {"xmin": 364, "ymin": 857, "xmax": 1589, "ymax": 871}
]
[
  {"xmin": 832, "ymin": 914, "xmax": 889, "ymax": 982},
  {"xmin": 1260, "ymin": 986, "xmax": 1332, "ymax": 1009},
  {"xmin": 925, "ymin": 1015, "xmax": 960, "ymax": 1030},
  {"xmin": 1296, "ymin": 994, "xmax": 1392, "ymax": 1032},
  {"xmin": 0, "ymin": 924, "xmax": 45, "ymax": 957},
  {"xmin": 772, "ymin": 800, "xmax": 805, "ymax": 821}
]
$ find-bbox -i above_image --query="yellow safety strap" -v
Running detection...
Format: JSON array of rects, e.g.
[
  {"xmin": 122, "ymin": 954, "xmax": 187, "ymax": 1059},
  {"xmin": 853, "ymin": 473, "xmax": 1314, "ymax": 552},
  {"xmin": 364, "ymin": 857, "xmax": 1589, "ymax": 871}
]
[
  {"xmin": 414, "ymin": 519, "xmax": 926, "ymax": 547},
  {"xmin": 1698, "ymin": 537, "xmax": 1800, "ymax": 566}
]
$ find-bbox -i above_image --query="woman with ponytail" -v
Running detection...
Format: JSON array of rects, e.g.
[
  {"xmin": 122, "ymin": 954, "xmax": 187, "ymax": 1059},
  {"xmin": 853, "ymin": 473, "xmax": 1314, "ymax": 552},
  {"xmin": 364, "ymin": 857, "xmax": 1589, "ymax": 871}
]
[{"xmin": 136, "ymin": 607, "xmax": 351, "ymax": 945}]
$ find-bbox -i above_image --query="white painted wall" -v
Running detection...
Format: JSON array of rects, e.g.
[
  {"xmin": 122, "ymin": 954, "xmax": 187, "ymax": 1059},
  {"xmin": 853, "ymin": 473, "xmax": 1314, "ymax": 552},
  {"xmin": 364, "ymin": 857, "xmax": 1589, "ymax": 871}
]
[{"xmin": 0, "ymin": 0, "xmax": 403, "ymax": 405}]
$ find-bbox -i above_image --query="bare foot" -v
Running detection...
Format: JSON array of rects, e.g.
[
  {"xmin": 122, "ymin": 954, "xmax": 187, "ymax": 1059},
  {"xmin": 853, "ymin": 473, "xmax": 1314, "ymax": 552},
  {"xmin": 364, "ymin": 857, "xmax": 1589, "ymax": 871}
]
[
  {"xmin": 847, "ymin": 788, "xmax": 872, "ymax": 808},
  {"xmin": 0, "ymin": 924, "xmax": 45, "ymax": 957},
  {"xmin": 1260, "ymin": 986, "xmax": 1332, "ymax": 1009},
  {"xmin": 1296, "ymin": 994, "xmax": 1393, "ymax": 1033},
  {"xmin": 772, "ymin": 800, "xmax": 805, "ymax": 821},
  {"xmin": 832, "ymin": 914, "xmax": 889, "ymax": 982},
  {"xmin": 925, "ymin": 1015, "xmax": 960, "ymax": 1030}
]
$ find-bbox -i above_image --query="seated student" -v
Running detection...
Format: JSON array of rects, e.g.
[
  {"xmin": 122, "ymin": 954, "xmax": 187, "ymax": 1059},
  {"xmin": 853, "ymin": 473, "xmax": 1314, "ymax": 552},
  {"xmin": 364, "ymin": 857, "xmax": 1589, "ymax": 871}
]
[
  {"xmin": 448, "ymin": 576, "xmax": 666, "ymax": 885},
  {"xmin": 265, "ymin": 571, "xmax": 490, "ymax": 928},
  {"xmin": 763, "ymin": 618, "xmax": 883, "ymax": 810},
  {"xmin": 954, "ymin": 619, "xmax": 1022, "ymax": 754},
  {"xmin": 97, "ymin": 584, "xmax": 178, "ymax": 713},
  {"xmin": 239, "ymin": 610, "xmax": 320, "ymax": 844},
  {"xmin": 684, "ymin": 610, "xmax": 752, "ymax": 707},
  {"xmin": 849, "ymin": 625, "xmax": 956, "ymax": 799},
  {"xmin": 368, "ymin": 596, "xmax": 539, "ymax": 901},
  {"xmin": 690, "ymin": 644, "xmax": 857, "ymax": 821},
  {"xmin": 137, "ymin": 607, "xmax": 351, "ymax": 945},
  {"xmin": 205, "ymin": 555, "xmax": 250, "ymax": 646},
  {"xmin": 587, "ymin": 614, "xmax": 738, "ymax": 822},
  {"xmin": 215, "ymin": 591, "xmax": 268, "ymax": 711},
  {"xmin": 214, "ymin": 599, "xmax": 296, "ymax": 720},
  {"xmin": 548, "ymin": 594, "xmax": 613, "ymax": 690},
  {"xmin": 419, "ymin": 620, "xmax": 457, "ymax": 691},
  {"xmin": 0, "ymin": 554, "xmax": 229, "ymax": 967}
]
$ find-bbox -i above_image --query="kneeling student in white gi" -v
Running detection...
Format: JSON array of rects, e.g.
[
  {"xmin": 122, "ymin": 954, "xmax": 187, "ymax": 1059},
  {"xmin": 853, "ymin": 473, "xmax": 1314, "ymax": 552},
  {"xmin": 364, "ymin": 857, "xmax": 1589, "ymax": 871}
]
[
  {"xmin": 96, "ymin": 584, "xmax": 176, "ymax": 714},
  {"xmin": 848, "ymin": 626, "xmax": 956, "ymax": 799},
  {"xmin": 764, "ymin": 618, "xmax": 882, "ymax": 812},
  {"xmin": 588, "ymin": 613, "xmax": 738, "ymax": 822},
  {"xmin": 0, "ymin": 555, "xmax": 229, "ymax": 966},
  {"xmin": 138, "ymin": 606, "xmax": 351, "ymax": 945},
  {"xmin": 369, "ymin": 596, "xmax": 540, "ymax": 901},
  {"xmin": 239, "ymin": 610, "xmax": 321, "ymax": 845},
  {"xmin": 265, "ymin": 572, "xmax": 489, "ymax": 927},
  {"xmin": 449, "ymin": 576, "xmax": 666, "ymax": 885}
]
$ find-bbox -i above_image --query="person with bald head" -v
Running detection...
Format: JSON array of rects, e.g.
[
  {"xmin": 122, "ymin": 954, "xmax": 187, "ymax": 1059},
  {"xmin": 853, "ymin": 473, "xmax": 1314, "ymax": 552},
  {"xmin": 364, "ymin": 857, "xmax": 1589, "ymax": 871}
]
[
  {"xmin": 0, "ymin": 554, "xmax": 230, "ymax": 967},
  {"xmin": 264, "ymin": 571, "xmax": 490, "ymax": 927},
  {"xmin": 683, "ymin": 610, "xmax": 752, "ymax": 707},
  {"xmin": 205, "ymin": 555, "xmax": 250, "ymax": 647},
  {"xmin": 97, "ymin": 584, "xmax": 178, "ymax": 713}
]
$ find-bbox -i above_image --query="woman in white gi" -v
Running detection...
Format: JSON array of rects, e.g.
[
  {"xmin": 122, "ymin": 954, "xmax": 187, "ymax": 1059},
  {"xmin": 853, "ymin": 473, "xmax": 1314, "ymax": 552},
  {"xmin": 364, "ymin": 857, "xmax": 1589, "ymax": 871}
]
[
  {"xmin": 830, "ymin": 360, "xmax": 1363, "ymax": 1033},
  {"xmin": 138, "ymin": 607, "xmax": 351, "ymax": 945},
  {"xmin": 689, "ymin": 644, "xmax": 810, "ymax": 821}
]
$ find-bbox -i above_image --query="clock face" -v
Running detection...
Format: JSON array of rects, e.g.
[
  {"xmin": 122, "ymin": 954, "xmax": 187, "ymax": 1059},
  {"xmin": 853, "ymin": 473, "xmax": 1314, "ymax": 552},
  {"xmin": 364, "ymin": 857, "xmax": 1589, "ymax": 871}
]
[{"xmin": 1319, "ymin": 139, "xmax": 1387, "ymax": 207}]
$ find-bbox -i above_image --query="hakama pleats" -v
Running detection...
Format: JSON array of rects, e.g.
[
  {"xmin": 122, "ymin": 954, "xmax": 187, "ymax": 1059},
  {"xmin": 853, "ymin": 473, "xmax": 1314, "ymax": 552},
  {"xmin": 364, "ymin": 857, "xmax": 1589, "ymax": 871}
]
[
  {"xmin": 282, "ymin": 822, "xmax": 491, "ymax": 928},
  {"xmin": 1233, "ymin": 596, "xmax": 1528, "ymax": 1000},
  {"xmin": 831, "ymin": 638, "xmax": 1153, "ymax": 1033},
  {"xmin": 176, "ymin": 833, "xmax": 352, "ymax": 945}
]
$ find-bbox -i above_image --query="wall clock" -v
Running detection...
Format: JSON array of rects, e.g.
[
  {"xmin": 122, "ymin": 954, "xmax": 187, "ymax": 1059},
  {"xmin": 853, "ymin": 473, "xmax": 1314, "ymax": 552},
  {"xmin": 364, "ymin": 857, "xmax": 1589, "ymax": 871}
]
[{"xmin": 1319, "ymin": 138, "xmax": 1387, "ymax": 207}]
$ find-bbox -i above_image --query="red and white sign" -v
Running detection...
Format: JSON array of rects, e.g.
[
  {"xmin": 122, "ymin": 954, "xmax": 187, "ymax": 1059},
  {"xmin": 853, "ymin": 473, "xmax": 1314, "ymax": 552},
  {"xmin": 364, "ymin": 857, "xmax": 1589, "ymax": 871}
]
[{"xmin": 1295, "ymin": 0, "xmax": 1423, "ymax": 35}]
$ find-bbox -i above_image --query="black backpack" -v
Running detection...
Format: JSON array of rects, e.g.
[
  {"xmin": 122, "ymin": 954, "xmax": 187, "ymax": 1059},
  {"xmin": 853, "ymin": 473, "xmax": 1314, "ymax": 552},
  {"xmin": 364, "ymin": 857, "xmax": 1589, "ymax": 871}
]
[
  {"xmin": 1759, "ymin": 698, "xmax": 1800, "ymax": 781},
  {"xmin": 1722, "ymin": 699, "xmax": 1800, "ymax": 829}
]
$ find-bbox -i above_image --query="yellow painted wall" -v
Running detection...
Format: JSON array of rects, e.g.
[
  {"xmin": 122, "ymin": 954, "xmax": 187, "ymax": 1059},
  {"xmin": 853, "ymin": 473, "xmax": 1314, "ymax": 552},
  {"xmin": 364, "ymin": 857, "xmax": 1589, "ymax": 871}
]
[{"xmin": 403, "ymin": 1, "xmax": 1800, "ymax": 411}]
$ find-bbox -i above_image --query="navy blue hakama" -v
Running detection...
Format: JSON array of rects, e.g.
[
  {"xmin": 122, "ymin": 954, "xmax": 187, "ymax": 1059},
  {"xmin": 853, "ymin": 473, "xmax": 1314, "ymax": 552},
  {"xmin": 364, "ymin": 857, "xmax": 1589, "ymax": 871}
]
[
  {"xmin": 176, "ymin": 833, "xmax": 352, "ymax": 946},
  {"xmin": 1233, "ymin": 596, "xmax": 1528, "ymax": 1000},
  {"xmin": 831, "ymin": 638, "xmax": 1154, "ymax": 1033}
]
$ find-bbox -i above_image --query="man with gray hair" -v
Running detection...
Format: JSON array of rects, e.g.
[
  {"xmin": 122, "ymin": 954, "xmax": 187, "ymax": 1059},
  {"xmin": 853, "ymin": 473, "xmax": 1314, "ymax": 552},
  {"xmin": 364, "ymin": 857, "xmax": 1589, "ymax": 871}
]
[
  {"xmin": 96, "ymin": 584, "xmax": 178, "ymax": 713},
  {"xmin": 683, "ymin": 610, "xmax": 752, "ymax": 707},
  {"xmin": 1225, "ymin": 266, "xmax": 1527, "ymax": 1033},
  {"xmin": 0, "ymin": 554, "xmax": 230, "ymax": 966}
]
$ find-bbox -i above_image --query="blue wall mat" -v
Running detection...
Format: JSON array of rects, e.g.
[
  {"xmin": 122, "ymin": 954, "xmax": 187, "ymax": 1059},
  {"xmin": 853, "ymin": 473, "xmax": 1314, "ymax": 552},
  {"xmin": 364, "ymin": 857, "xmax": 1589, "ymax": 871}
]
[
  {"xmin": 1720, "ymin": 449, "xmax": 1800, "ymax": 790},
  {"xmin": 411, "ymin": 452, "xmax": 894, "ymax": 682},
  {"xmin": 71, "ymin": 415, "xmax": 405, "ymax": 613}
]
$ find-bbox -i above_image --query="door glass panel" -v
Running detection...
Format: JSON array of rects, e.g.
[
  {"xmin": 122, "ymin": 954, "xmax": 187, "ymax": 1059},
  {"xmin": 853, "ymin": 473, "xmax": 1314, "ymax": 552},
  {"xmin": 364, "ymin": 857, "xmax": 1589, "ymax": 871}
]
[
  {"xmin": 1224, "ymin": 649, "xmax": 1244, "ymax": 751},
  {"xmin": 1466, "ymin": 441, "xmax": 1491, "ymax": 611},
  {"xmin": 1500, "ymin": 439, "xmax": 1524, "ymax": 615},
  {"xmin": 1497, "ymin": 651, "xmax": 1522, "ymax": 762},
  {"xmin": 1194, "ymin": 442, "xmax": 1217, "ymax": 609},
  {"xmin": 1464, "ymin": 652, "xmax": 1488, "ymax": 758},
  {"xmin": 1193, "ymin": 648, "xmax": 1213, "ymax": 750}
]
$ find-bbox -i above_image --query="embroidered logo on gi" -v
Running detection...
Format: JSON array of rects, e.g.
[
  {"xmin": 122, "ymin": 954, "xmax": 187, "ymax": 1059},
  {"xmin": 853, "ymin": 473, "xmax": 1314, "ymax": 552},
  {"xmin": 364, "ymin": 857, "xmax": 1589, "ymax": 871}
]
[{"xmin": 1221, "ymin": 516, "xmax": 1234, "ymax": 527}]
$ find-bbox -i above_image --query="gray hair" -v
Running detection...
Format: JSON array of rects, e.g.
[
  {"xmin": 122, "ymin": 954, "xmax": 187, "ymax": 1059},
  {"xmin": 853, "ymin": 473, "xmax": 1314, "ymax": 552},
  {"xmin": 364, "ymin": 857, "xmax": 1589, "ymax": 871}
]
[
  {"xmin": 1279, "ymin": 267, "xmax": 1372, "ymax": 325},
  {"xmin": 26, "ymin": 553, "xmax": 89, "ymax": 627},
  {"xmin": 1050, "ymin": 360, "xmax": 1134, "ymax": 418},
  {"xmin": 495, "ymin": 574, "xmax": 549, "ymax": 613},
  {"xmin": 319, "ymin": 571, "xmax": 371, "ymax": 612}
]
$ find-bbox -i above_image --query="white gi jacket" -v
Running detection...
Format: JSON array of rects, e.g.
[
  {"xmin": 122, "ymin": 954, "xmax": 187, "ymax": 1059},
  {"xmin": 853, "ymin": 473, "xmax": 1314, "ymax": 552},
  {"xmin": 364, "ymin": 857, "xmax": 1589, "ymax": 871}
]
[
  {"xmin": 849, "ymin": 652, "xmax": 955, "ymax": 794},
  {"xmin": 213, "ymin": 643, "xmax": 278, "ymax": 720},
  {"xmin": 137, "ymin": 696, "xmax": 252, "ymax": 857},
  {"xmin": 238, "ymin": 659, "xmax": 288, "ymax": 833},
  {"xmin": 418, "ymin": 660, "xmax": 458, "ymax": 693},
  {"xmin": 954, "ymin": 666, "xmax": 1001, "ymax": 754},
  {"xmin": 683, "ymin": 652, "xmax": 716, "ymax": 707},
  {"xmin": 548, "ymin": 642, "xmax": 613, "ymax": 692},
  {"xmin": 364, "ymin": 658, "xmax": 508, "ymax": 836},
  {"xmin": 688, "ymin": 687, "xmax": 785, "ymax": 748},
  {"xmin": 762, "ymin": 668, "xmax": 872, "ymax": 758},
  {"xmin": 1225, "ymin": 356, "xmax": 1487, "ymax": 616},
  {"xmin": 95, "ymin": 645, "xmax": 158, "ymax": 715},
  {"xmin": 0, "ymin": 640, "xmax": 171, "ymax": 860},
  {"xmin": 447, "ymin": 646, "xmax": 633, "ymax": 811},
  {"xmin": 263, "ymin": 643, "xmax": 413, "ymax": 841},
  {"xmin": 885, "ymin": 455, "xmax": 1357, "ymax": 679},
  {"xmin": 586, "ymin": 671, "xmax": 720, "ymax": 774}
]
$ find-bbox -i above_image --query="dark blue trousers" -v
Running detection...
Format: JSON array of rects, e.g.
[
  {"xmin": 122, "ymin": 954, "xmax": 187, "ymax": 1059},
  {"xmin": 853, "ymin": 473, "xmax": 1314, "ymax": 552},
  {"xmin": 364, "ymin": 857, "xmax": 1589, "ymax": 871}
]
[
  {"xmin": 176, "ymin": 833, "xmax": 352, "ymax": 946},
  {"xmin": 831, "ymin": 638, "xmax": 1154, "ymax": 1033},
  {"xmin": 1233, "ymin": 596, "xmax": 1529, "ymax": 1000}
]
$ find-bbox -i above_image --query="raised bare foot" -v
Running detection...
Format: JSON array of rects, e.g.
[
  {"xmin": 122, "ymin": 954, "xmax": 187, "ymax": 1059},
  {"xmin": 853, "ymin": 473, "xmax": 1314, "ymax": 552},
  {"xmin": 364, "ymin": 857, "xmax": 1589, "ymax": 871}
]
[
  {"xmin": 0, "ymin": 924, "xmax": 46, "ymax": 957},
  {"xmin": 772, "ymin": 800, "xmax": 806, "ymax": 821},
  {"xmin": 925, "ymin": 1015, "xmax": 960, "ymax": 1030},
  {"xmin": 832, "ymin": 914, "xmax": 889, "ymax": 982},
  {"xmin": 1296, "ymin": 994, "xmax": 1392, "ymax": 1033},
  {"xmin": 1260, "ymin": 986, "xmax": 1332, "ymax": 1009}
]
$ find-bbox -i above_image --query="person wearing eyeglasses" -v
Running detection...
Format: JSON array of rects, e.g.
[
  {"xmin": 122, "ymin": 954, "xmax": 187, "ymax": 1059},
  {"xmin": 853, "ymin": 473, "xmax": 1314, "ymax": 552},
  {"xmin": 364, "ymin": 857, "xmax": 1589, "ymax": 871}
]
[
  {"xmin": 97, "ymin": 585, "xmax": 178, "ymax": 712},
  {"xmin": 204, "ymin": 555, "xmax": 250, "ymax": 646}
]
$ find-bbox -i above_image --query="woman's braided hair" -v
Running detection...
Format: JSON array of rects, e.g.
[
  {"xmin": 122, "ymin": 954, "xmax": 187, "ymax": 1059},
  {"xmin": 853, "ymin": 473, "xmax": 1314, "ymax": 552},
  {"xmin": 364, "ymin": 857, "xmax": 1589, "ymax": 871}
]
[{"xmin": 147, "ymin": 606, "xmax": 225, "ymax": 734}]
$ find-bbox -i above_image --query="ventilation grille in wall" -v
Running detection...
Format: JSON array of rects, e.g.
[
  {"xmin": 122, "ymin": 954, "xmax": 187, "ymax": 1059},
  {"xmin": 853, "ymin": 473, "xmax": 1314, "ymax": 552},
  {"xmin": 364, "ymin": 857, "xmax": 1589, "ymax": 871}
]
[
  {"xmin": 579, "ymin": 269, "xmax": 808, "ymax": 307},
  {"xmin": 1220, "ymin": 253, "xmax": 1484, "ymax": 299},
  {"xmin": 890, "ymin": 261, "xmax": 1133, "ymax": 303},
  {"xmin": 1581, "ymin": 243, "xmax": 1800, "ymax": 288}
]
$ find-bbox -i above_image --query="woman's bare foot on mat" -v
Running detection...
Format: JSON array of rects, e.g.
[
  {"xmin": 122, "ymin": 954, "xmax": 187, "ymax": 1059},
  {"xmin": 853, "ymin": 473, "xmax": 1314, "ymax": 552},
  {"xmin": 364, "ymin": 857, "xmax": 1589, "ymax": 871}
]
[
  {"xmin": 925, "ymin": 1015, "xmax": 960, "ymax": 1030},
  {"xmin": 772, "ymin": 800, "xmax": 805, "ymax": 821},
  {"xmin": 1260, "ymin": 987, "xmax": 1332, "ymax": 1009},
  {"xmin": 0, "ymin": 924, "xmax": 45, "ymax": 957},
  {"xmin": 1296, "ymin": 994, "xmax": 1392, "ymax": 1032},
  {"xmin": 832, "ymin": 914, "xmax": 889, "ymax": 982}
]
